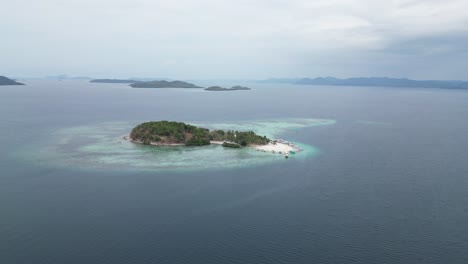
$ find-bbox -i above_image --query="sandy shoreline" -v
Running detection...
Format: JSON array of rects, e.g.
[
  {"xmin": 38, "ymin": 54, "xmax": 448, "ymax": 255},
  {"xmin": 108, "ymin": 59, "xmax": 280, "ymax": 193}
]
[
  {"xmin": 124, "ymin": 136, "xmax": 227, "ymax": 147},
  {"xmin": 252, "ymin": 142, "xmax": 300, "ymax": 154},
  {"xmin": 124, "ymin": 136, "xmax": 301, "ymax": 155},
  {"xmin": 123, "ymin": 135, "xmax": 185, "ymax": 146}
]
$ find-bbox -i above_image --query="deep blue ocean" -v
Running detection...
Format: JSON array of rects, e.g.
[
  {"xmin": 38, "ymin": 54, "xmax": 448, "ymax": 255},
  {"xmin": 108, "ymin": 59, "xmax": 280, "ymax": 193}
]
[{"xmin": 1, "ymin": 80, "xmax": 468, "ymax": 263}]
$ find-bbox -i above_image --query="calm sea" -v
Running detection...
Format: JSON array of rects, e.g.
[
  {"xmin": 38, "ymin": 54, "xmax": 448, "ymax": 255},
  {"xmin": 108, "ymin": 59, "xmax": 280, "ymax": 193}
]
[{"xmin": 1, "ymin": 80, "xmax": 468, "ymax": 263}]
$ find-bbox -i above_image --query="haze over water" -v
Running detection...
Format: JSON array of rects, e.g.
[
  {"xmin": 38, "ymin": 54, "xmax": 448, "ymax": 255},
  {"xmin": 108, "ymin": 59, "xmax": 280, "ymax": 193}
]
[{"xmin": 1, "ymin": 80, "xmax": 468, "ymax": 263}]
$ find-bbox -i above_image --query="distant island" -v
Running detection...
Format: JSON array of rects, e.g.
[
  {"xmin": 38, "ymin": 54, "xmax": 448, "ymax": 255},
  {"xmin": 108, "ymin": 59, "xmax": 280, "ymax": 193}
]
[
  {"xmin": 257, "ymin": 77, "xmax": 468, "ymax": 89},
  {"xmin": 91, "ymin": 79, "xmax": 140, "ymax": 84},
  {"xmin": 0, "ymin": 76, "xmax": 24, "ymax": 86},
  {"xmin": 130, "ymin": 80, "xmax": 201, "ymax": 88},
  {"xmin": 205, "ymin": 85, "xmax": 251, "ymax": 91},
  {"xmin": 125, "ymin": 121, "xmax": 302, "ymax": 157},
  {"xmin": 295, "ymin": 77, "xmax": 468, "ymax": 89}
]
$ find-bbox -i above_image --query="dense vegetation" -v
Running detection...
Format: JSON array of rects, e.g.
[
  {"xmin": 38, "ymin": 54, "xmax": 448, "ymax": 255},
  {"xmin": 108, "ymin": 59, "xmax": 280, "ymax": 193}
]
[
  {"xmin": 91, "ymin": 79, "xmax": 139, "ymax": 83},
  {"xmin": 130, "ymin": 121, "xmax": 210, "ymax": 146},
  {"xmin": 130, "ymin": 121, "xmax": 270, "ymax": 147},
  {"xmin": 0, "ymin": 76, "xmax": 24, "ymax": 86},
  {"xmin": 204, "ymin": 85, "xmax": 251, "ymax": 91},
  {"xmin": 209, "ymin": 129, "xmax": 270, "ymax": 146},
  {"xmin": 130, "ymin": 80, "xmax": 201, "ymax": 88}
]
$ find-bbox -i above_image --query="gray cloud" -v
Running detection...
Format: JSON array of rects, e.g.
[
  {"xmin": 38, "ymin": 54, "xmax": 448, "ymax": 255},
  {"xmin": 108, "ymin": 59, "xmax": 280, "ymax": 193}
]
[{"xmin": 1, "ymin": 0, "xmax": 467, "ymax": 79}]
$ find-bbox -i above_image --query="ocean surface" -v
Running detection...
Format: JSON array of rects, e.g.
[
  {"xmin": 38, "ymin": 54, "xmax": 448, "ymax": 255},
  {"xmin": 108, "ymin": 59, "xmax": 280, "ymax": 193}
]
[{"xmin": 1, "ymin": 80, "xmax": 468, "ymax": 263}]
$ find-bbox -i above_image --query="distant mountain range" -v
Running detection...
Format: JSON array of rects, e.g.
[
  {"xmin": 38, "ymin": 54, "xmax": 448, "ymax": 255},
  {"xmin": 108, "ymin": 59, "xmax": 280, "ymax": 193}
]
[
  {"xmin": 0, "ymin": 76, "xmax": 24, "ymax": 86},
  {"xmin": 258, "ymin": 77, "xmax": 468, "ymax": 89}
]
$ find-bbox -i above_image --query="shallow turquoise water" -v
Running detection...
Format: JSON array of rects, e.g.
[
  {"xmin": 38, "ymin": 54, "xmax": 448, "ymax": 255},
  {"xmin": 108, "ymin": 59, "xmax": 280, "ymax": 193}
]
[{"xmin": 16, "ymin": 118, "xmax": 335, "ymax": 171}]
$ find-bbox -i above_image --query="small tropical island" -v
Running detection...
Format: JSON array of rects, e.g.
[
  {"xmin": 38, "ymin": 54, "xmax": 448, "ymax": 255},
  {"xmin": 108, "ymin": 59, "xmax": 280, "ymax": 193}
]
[
  {"xmin": 0, "ymin": 76, "xmax": 24, "ymax": 86},
  {"xmin": 204, "ymin": 85, "xmax": 251, "ymax": 91},
  {"xmin": 130, "ymin": 80, "xmax": 201, "ymax": 88},
  {"xmin": 90, "ymin": 79, "xmax": 140, "ymax": 83},
  {"xmin": 124, "ymin": 121, "xmax": 301, "ymax": 156}
]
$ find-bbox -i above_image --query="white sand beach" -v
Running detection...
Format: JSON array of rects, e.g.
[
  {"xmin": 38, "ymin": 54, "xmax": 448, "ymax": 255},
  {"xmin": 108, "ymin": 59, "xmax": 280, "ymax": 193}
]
[
  {"xmin": 253, "ymin": 142, "xmax": 299, "ymax": 154},
  {"xmin": 125, "ymin": 135, "xmax": 300, "ymax": 155}
]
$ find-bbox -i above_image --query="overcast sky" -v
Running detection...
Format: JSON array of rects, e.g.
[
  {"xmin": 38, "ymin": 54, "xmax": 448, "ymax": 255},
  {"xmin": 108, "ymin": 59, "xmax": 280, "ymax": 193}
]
[{"xmin": 1, "ymin": 0, "xmax": 467, "ymax": 79}]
